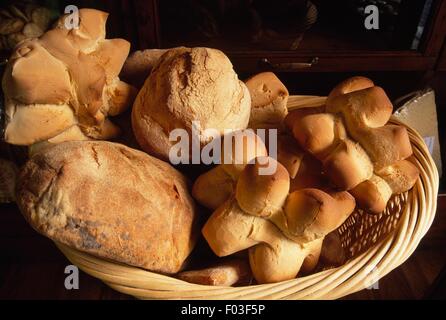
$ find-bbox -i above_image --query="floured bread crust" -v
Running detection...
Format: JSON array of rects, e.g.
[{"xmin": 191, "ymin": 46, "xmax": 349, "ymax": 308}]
[{"xmin": 17, "ymin": 141, "xmax": 199, "ymax": 274}]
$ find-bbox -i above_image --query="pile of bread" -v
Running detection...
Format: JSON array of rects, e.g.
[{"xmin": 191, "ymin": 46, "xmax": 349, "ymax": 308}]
[{"xmin": 2, "ymin": 8, "xmax": 419, "ymax": 286}]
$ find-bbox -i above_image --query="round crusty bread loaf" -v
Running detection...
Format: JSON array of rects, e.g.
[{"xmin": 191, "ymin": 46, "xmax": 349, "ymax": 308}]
[
  {"xmin": 132, "ymin": 47, "xmax": 251, "ymax": 161},
  {"xmin": 16, "ymin": 141, "xmax": 199, "ymax": 274}
]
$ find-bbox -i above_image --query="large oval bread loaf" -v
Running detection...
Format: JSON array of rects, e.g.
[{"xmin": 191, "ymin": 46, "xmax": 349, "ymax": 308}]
[{"xmin": 16, "ymin": 141, "xmax": 199, "ymax": 274}]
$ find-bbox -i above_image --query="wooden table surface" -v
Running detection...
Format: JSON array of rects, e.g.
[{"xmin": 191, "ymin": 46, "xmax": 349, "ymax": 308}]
[{"xmin": 1, "ymin": 195, "xmax": 445, "ymax": 300}]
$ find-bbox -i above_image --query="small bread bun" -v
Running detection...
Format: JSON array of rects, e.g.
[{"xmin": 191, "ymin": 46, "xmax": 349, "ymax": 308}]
[
  {"xmin": 202, "ymin": 199, "xmax": 258, "ymax": 257},
  {"xmin": 192, "ymin": 131, "xmax": 268, "ymax": 210},
  {"xmin": 292, "ymin": 113, "xmax": 348, "ymax": 160},
  {"xmin": 358, "ymin": 125, "xmax": 413, "ymax": 170},
  {"xmin": 377, "ymin": 159, "xmax": 419, "ymax": 194},
  {"xmin": 249, "ymin": 238, "xmax": 304, "ymax": 284},
  {"xmin": 245, "ymin": 72, "xmax": 289, "ymax": 129},
  {"xmin": 236, "ymin": 157, "xmax": 290, "ymax": 217},
  {"xmin": 349, "ymin": 175, "xmax": 393, "ymax": 214},
  {"xmin": 192, "ymin": 166, "xmax": 236, "ymax": 210},
  {"xmin": 284, "ymin": 106, "xmax": 325, "ymax": 133},
  {"xmin": 327, "ymin": 76, "xmax": 374, "ymax": 99},
  {"xmin": 322, "ymin": 139, "xmax": 373, "ymax": 190},
  {"xmin": 327, "ymin": 86, "xmax": 393, "ymax": 129},
  {"xmin": 282, "ymin": 189, "xmax": 355, "ymax": 242}
]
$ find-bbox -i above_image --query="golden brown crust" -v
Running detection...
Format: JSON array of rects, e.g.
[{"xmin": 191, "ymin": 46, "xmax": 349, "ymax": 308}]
[
  {"xmin": 3, "ymin": 9, "xmax": 135, "ymax": 146},
  {"xmin": 287, "ymin": 77, "xmax": 417, "ymax": 213},
  {"xmin": 192, "ymin": 165, "xmax": 235, "ymax": 210},
  {"xmin": 358, "ymin": 125, "xmax": 413, "ymax": 170},
  {"xmin": 349, "ymin": 175, "xmax": 392, "ymax": 214},
  {"xmin": 322, "ymin": 140, "xmax": 373, "ymax": 190},
  {"xmin": 245, "ymin": 72, "xmax": 289, "ymax": 129},
  {"xmin": 291, "ymin": 112, "xmax": 346, "ymax": 160},
  {"xmin": 377, "ymin": 159, "xmax": 419, "ymax": 194},
  {"xmin": 248, "ymin": 238, "xmax": 305, "ymax": 284},
  {"xmin": 202, "ymin": 198, "xmax": 258, "ymax": 257},
  {"xmin": 327, "ymin": 76, "xmax": 374, "ymax": 100},
  {"xmin": 220, "ymin": 130, "xmax": 268, "ymax": 174},
  {"xmin": 199, "ymin": 152, "xmax": 356, "ymax": 283},
  {"xmin": 327, "ymin": 86, "xmax": 393, "ymax": 129},
  {"xmin": 236, "ymin": 157, "xmax": 290, "ymax": 217},
  {"xmin": 16, "ymin": 141, "xmax": 199, "ymax": 274},
  {"xmin": 284, "ymin": 106, "xmax": 325, "ymax": 132},
  {"xmin": 192, "ymin": 131, "xmax": 268, "ymax": 210},
  {"xmin": 282, "ymin": 189, "xmax": 355, "ymax": 242}
]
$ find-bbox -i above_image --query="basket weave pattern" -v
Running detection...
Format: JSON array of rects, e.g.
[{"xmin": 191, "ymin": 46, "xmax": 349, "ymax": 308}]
[{"xmin": 55, "ymin": 97, "xmax": 439, "ymax": 300}]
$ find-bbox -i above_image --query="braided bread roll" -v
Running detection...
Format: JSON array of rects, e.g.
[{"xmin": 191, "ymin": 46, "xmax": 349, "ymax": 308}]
[
  {"xmin": 200, "ymin": 156, "xmax": 355, "ymax": 283},
  {"xmin": 286, "ymin": 77, "xmax": 419, "ymax": 213},
  {"xmin": 192, "ymin": 130, "xmax": 267, "ymax": 210}
]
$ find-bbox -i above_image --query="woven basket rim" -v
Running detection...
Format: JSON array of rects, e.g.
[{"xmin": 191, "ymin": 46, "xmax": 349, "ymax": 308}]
[{"xmin": 54, "ymin": 96, "xmax": 439, "ymax": 300}]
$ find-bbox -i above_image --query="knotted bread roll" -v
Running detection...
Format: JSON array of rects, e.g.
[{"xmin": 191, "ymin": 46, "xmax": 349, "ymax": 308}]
[
  {"xmin": 2, "ymin": 9, "xmax": 137, "ymax": 146},
  {"xmin": 276, "ymin": 133, "xmax": 329, "ymax": 192},
  {"xmin": 198, "ymin": 155, "xmax": 355, "ymax": 283},
  {"xmin": 192, "ymin": 130, "xmax": 267, "ymax": 210},
  {"xmin": 286, "ymin": 77, "xmax": 419, "ymax": 213}
]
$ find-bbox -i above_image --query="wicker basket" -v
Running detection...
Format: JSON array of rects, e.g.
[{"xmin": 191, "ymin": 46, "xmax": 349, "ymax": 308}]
[{"xmin": 55, "ymin": 96, "xmax": 439, "ymax": 300}]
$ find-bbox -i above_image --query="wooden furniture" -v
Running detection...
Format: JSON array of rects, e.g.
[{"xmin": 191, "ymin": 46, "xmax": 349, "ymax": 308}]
[
  {"xmin": 47, "ymin": 1, "xmax": 446, "ymax": 74},
  {"xmin": 128, "ymin": 0, "xmax": 446, "ymax": 73}
]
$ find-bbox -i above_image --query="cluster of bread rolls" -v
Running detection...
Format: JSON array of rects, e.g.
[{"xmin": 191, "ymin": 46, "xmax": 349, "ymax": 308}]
[
  {"xmin": 191, "ymin": 75, "xmax": 420, "ymax": 284},
  {"xmin": 2, "ymin": 9, "xmax": 137, "ymax": 148},
  {"xmin": 192, "ymin": 131, "xmax": 356, "ymax": 283},
  {"xmin": 285, "ymin": 77, "xmax": 419, "ymax": 213}
]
